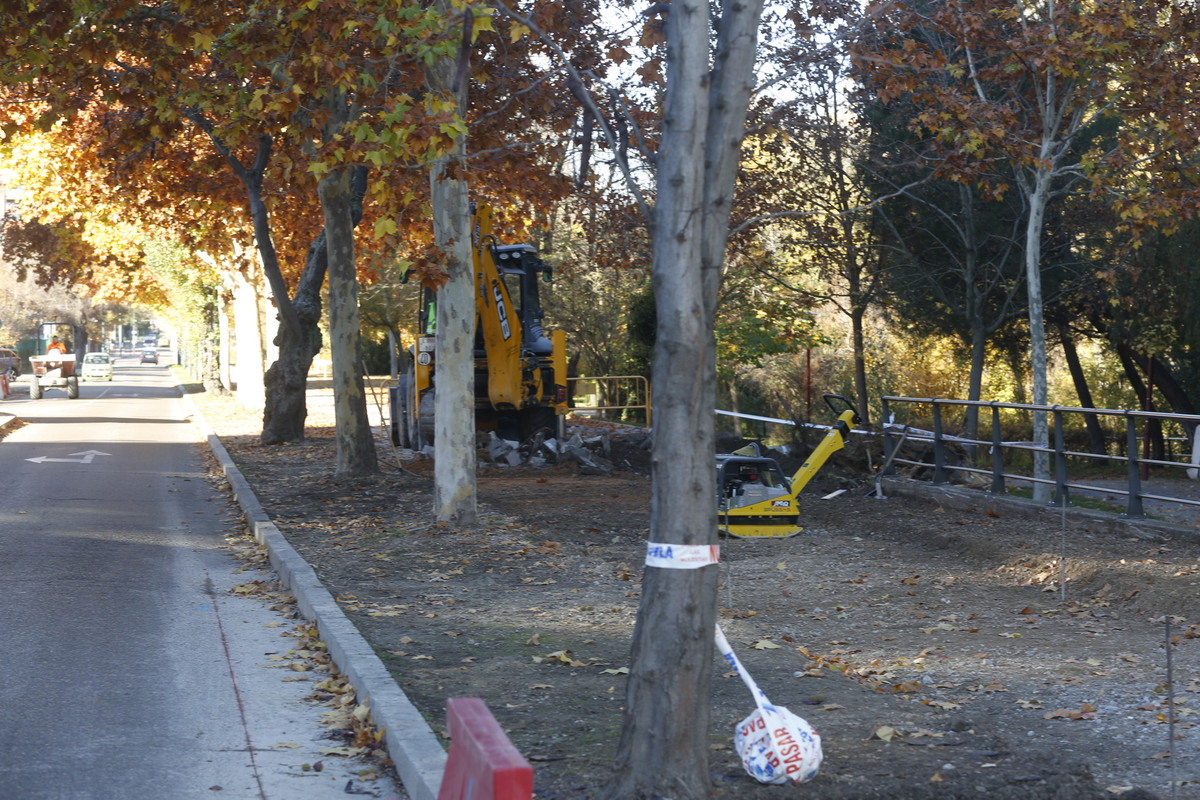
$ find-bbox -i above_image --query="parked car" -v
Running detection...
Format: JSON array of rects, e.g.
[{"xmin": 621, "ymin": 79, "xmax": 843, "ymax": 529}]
[
  {"xmin": 81, "ymin": 352, "xmax": 114, "ymax": 381},
  {"xmin": 140, "ymin": 349, "xmax": 159, "ymax": 364},
  {"xmin": 0, "ymin": 347, "xmax": 19, "ymax": 378}
]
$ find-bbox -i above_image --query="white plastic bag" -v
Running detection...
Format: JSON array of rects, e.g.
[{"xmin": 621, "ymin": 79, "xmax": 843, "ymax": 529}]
[{"xmin": 716, "ymin": 625, "xmax": 822, "ymax": 785}]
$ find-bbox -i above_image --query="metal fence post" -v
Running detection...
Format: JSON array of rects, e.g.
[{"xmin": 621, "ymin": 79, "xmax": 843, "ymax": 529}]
[
  {"xmin": 881, "ymin": 398, "xmax": 897, "ymax": 475},
  {"xmin": 989, "ymin": 404, "xmax": 1006, "ymax": 494},
  {"xmin": 932, "ymin": 401, "xmax": 948, "ymax": 484},
  {"xmin": 1124, "ymin": 412, "xmax": 1146, "ymax": 518},
  {"xmin": 1051, "ymin": 407, "xmax": 1070, "ymax": 507}
]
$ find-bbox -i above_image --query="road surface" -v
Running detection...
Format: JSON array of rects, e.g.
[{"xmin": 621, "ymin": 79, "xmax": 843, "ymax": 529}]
[{"xmin": 0, "ymin": 354, "xmax": 403, "ymax": 800}]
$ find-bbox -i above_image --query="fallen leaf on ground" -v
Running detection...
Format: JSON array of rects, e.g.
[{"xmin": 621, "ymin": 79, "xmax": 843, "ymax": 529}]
[
  {"xmin": 1044, "ymin": 702, "xmax": 1097, "ymax": 720},
  {"xmin": 869, "ymin": 725, "xmax": 901, "ymax": 742},
  {"xmin": 924, "ymin": 700, "xmax": 960, "ymax": 710}
]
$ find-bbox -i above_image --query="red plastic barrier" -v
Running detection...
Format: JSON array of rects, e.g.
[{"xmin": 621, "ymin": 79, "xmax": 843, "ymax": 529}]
[
  {"xmin": 0, "ymin": 372, "xmax": 9, "ymax": 399},
  {"xmin": 437, "ymin": 697, "xmax": 533, "ymax": 800}
]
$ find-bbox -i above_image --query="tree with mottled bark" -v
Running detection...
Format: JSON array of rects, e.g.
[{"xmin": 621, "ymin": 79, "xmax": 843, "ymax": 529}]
[
  {"xmin": 424, "ymin": 2, "xmax": 478, "ymax": 525},
  {"xmin": 603, "ymin": 0, "xmax": 765, "ymax": 796}
]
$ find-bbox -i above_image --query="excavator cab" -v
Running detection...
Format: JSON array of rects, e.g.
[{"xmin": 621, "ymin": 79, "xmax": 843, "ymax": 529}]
[{"xmin": 486, "ymin": 244, "xmax": 555, "ymax": 357}]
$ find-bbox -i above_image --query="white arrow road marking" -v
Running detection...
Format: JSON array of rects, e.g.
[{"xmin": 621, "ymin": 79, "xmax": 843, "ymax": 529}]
[{"xmin": 26, "ymin": 450, "xmax": 112, "ymax": 464}]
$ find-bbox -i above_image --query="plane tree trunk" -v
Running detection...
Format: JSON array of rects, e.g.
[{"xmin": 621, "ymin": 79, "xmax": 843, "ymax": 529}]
[
  {"xmin": 425, "ymin": 2, "xmax": 477, "ymax": 525},
  {"xmin": 606, "ymin": 0, "xmax": 764, "ymax": 796},
  {"xmin": 320, "ymin": 158, "xmax": 379, "ymax": 477}
]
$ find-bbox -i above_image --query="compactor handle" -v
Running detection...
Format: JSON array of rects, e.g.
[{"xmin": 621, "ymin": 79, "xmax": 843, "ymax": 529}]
[{"xmin": 822, "ymin": 393, "xmax": 860, "ymax": 425}]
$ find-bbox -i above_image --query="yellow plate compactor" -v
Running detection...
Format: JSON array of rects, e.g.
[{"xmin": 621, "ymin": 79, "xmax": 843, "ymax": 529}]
[{"xmin": 717, "ymin": 394, "xmax": 860, "ymax": 538}]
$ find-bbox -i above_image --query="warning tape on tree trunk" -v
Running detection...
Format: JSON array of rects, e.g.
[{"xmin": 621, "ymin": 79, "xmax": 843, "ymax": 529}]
[{"xmin": 644, "ymin": 543, "xmax": 720, "ymax": 569}]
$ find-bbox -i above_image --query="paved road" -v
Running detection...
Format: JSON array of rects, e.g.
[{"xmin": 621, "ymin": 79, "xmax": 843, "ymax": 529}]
[{"xmin": 0, "ymin": 355, "xmax": 402, "ymax": 800}]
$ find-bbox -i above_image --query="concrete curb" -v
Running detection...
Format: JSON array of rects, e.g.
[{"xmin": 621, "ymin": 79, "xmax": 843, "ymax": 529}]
[
  {"xmin": 187, "ymin": 397, "xmax": 448, "ymax": 800},
  {"xmin": 878, "ymin": 475, "xmax": 1200, "ymax": 545}
]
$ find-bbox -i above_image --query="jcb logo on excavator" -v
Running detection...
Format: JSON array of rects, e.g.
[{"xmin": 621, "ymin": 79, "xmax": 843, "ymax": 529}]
[{"xmin": 493, "ymin": 285, "xmax": 512, "ymax": 341}]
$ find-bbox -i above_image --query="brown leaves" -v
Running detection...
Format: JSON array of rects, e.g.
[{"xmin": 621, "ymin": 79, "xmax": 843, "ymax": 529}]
[
  {"xmin": 1043, "ymin": 702, "xmax": 1097, "ymax": 721},
  {"xmin": 533, "ymin": 649, "xmax": 588, "ymax": 667}
]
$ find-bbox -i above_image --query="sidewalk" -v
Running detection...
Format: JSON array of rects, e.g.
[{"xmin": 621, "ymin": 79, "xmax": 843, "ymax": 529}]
[{"xmin": 184, "ymin": 393, "xmax": 447, "ymax": 800}]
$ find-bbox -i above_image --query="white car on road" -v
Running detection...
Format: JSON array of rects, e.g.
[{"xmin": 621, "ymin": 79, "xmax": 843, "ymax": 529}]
[{"xmin": 81, "ymin": 352, "xmax": 114, "ymax": 381}]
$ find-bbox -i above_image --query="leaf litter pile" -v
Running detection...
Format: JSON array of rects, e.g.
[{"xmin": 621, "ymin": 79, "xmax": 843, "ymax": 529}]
[{"xmin": 194, "ymin": 391, "xmax": 1200, "ymax": 800}]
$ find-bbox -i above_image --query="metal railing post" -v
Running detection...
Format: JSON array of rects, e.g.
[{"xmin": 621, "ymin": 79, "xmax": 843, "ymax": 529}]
[
  {"xmin": 1051, "ymin": 407, "xmax": 1070, "ymax": 507},
  {"xmin": 1124, "ymin": 413, "xmax": 1146, "ymax": 518},
  {"xmin": 989, "ymin": 404, "xmax": 1006, "ymax": 494},
  {"xmin": 881, "ymin": 398, "xmax": 897, "ymax": 475},
  {"xmin": 932, "ymin": 401, "xmax": 948, "ymax": 484}
]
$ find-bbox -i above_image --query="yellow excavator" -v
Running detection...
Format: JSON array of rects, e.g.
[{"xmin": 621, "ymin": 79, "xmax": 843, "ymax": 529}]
[
  {"xmin": 391, "ymin": 203, "xmax": 569, "ymax": 449},
  {"xmin": 717, "ymin": 394, "xmax": 860, "ymax": 538}
]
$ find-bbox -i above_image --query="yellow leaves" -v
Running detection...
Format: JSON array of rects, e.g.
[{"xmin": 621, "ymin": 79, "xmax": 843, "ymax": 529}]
[
  {"xmin": 437, "ymin": 118, "xmax": 468, "ymax": 141},
  {"xmin": 509, "ymin": 22, "xmax": 531, "ymax": 42},
  {"xmin": 750, "ymin": 639, "xmax": 782, "ymax": 650},
  {"xmin": 374, "ymin": 217, "xmax": 398, "ymax": 239},
  {"xmin": 248, "ymin": 88, "xmax": 268, "ymax": 112},
  {"xmin": 190, "ymin": 31, "xmax": 215, "ymax": 52},
  {"xmin": 471, "ymin": 8, "xmax": 495, "ymax": 41},
  {"xmin": 533, "ymin": 649, "xmax": 587, "ymax": 667}
]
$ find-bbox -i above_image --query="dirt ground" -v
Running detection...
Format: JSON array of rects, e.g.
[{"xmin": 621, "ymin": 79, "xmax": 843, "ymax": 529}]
[{"xmin": 191, "ymin": 391, "xmax": 1200, "ymax": 800}]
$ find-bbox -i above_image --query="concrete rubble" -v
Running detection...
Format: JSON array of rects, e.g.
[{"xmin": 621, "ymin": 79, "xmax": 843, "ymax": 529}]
[{"xmin": 479, "ymin": 427, "xmax": 653, "ymax": 475}]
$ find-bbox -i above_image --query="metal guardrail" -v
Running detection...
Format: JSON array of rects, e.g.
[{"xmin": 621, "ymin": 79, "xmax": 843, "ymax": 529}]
[
  {"xmin": 880, "ymin": 395, "xmax": 1200, "ymax": 520},
  {"xmin": 569, "ymin": 375, "xmax": 651, "ymax": 426}
]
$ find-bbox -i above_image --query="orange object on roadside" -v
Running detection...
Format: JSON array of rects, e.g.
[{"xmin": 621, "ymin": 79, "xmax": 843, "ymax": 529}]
[{"xmin": 437, "ymin": 698, "xmax": 532, "ymax": 800}]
